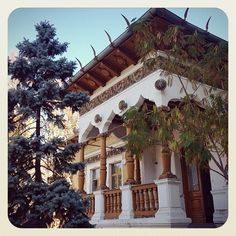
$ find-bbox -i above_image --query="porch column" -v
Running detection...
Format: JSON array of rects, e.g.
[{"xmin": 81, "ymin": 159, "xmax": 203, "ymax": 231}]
[
  {"xmin": 159, "ymin": 144, "xmax": 176, "ymax": 180},
  {"xmin": 134, "ymin": 156, "xmax": 141, "ymax": 184},
  {"xmin": 99, "ymin": 133, "xmax": 108, "ymax": 190},
  {"xmin": 154, "ymin": 178, "xmax": 191, "ymax": 226},
  {"xmin": 78, "ymin": 143, "xmax": 86, "ymax": 193},
  {"xmin": 154, "ymin": 144, "xmax": 191, "ymax": 227},
  {"xmin": 124, "ymin": 125, "xmax": 136, "ymax": 185}
]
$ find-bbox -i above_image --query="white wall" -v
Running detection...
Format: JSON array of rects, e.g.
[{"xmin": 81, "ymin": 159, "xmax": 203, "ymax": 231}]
[
  {"xmin": 78, "ymin": 68, "xmax": 214, "ymax": 142},
  {"xmin": 141, "ymin": 145, "xmax": 159, "ymax": 184},
  {"xmin": 209, "ymin": 157, "xmax": 227, "ymax": 191},
  {"xmin": 171, "ymin": 152, "xmax": 185, "ymax": 210}
]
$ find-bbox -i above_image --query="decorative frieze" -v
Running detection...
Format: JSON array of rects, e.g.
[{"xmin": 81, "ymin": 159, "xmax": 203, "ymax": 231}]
[{"xmin": 80, "ymin": 65, "xmax": 156, "ymax": 115}]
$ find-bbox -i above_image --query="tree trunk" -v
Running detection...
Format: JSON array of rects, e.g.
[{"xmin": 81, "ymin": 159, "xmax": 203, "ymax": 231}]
[{"xmin": 35, "ymin": 107, "xmax": 42, "ymax": 182}]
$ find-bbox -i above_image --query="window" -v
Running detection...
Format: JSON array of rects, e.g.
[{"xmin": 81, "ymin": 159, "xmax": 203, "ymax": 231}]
[
  {"xmin": 111, "ymin": 162, "xmax": 122, "ymax": 189},
  {"xmin": 91, "ymin": 168, "xmax": 99, "ymax": 192},
  {"xmin": 187, "ymin": 163, "xmax": 199, "ymax": 191}
]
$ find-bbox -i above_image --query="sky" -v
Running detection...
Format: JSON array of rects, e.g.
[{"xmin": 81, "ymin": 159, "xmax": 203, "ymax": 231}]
[{"xmin": 8, "ymin": 8, "xmax": 228, "ymax": 71}]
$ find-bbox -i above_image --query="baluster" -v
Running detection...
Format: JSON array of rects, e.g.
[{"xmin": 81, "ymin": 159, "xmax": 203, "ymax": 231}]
[
  {"xmin": 117, "ymin": 192, "xmax": 121, "ymax": 213},
  {"xmin": 135, "ymin": 190, "xmax": 140, "ymax": 211},
  {"xmin": 149, "ymin": 188, "xmax": 155, "ymax": 211},
  {"xmin": 154, "ymin": 187, "xmax": 159, "ymax": 210},
  {"xmin": 140, "ymin": 189, "xmax": 144, "ymax": 211},
  {"xmin": 113, "ymin": 193, "xmax": 117, "ymax": 212},
  {"xmin": 105, "ymin": 194, "xmax": 109, "ymax": 214},
  {"xmin": 109, "ymin": 194, "xmax": 113, "ymax": 213},
  {"xmin": 144, "ymin": 189, "xmax": 150, "ymax": 211}
]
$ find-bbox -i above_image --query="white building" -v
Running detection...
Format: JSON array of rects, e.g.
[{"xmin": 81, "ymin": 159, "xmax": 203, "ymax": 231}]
[{"xmin": 68, "ymin": 8, "xmax": 228, "ymax": 227}]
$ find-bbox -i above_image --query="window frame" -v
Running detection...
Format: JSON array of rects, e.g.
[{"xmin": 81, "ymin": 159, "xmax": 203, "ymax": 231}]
[
  {"xmin": 91, "ymin": 168, "xmax": 100, "ymax": 192},
  {"xmin": 110, "ymin": 161, "xmax": 122, "ymax": 189}
]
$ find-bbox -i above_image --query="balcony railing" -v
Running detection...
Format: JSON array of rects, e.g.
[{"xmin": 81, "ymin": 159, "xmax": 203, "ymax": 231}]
[
  {"xmin": 132, "ymin": 183, "xmax": 159, "ymax": 218},
  {"xmin": 104, "ymin": 189, "xmax": 122, "ymax": 219},
  {"xmin": 83, "ymin": 193, "xmax": 95, "ymax": 218}
]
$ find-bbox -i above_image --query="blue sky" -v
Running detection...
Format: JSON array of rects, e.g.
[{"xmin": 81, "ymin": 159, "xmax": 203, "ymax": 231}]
[{"xmin": 8, "ymin": 8, "xmax": 228, "ymax": 71}]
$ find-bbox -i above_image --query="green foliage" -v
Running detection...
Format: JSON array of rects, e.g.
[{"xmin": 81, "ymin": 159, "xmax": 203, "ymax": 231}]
[
  {"xmin": 123, "ymin": 106, "xmax": 154, "ymax": 158},
  {"xmin": 125, "ymin": 19, "xmax": 228, "ymax": 180}
]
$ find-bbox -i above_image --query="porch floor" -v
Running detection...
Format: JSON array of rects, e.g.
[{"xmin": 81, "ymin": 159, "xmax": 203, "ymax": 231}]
[{"xmin": 90, "ymin": 217, "xmax": 191, "ymax": 228}]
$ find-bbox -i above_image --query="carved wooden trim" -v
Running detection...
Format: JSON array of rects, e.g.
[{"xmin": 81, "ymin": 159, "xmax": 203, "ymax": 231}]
[{"xmin": 85, "ymin": 146, "xmax": 126, "ymax": 164}]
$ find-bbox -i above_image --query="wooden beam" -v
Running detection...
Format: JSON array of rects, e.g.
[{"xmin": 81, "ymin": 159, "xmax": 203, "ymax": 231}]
[
  {"xmin": 116, "ymin": 48, "xmax": 138, "ymax": 65},
  {"xmin": 89, "ymin": 70, "xmax": 108, "ymax": 84},
  {"xmin": 100, "ymin": 61, "xmax": 121, "ymax": 77},
  {"xmin": 70, "ymin": 83, "xmax": 83, "ymax": 92},
  {"xmin": 86, "ymin": 73, "xmax": 105, "ymax": 87},
  {"xmin": 75, "ymin": 81, "xmax": 93, "ymax": 94}
]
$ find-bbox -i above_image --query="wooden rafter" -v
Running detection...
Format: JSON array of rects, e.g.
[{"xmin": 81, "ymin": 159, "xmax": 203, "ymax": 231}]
[
  {"xmin": 86, "ymin": 73, "xmax": 105, "ymax": 87},
  {"xmin": 100, "ymin": 61, "xmax": 121, "ymax": 77},
  {"xmin": 72, "ymin": 83, "xmax": 84, "ymax": 92},
  {"xmin": 116, "ymin": 48, "xmax": 138, "ymax": 64},
  {"xmin": 76, "ymin": 81, "xmax": 93, "ymax": 94},
  {"xmin": 90, "ymin": 70, "xmax": 109, "ymax": 84},
  {"xmin": 89, "ymin": 71, "xmax": 107, "ymax": 86}
]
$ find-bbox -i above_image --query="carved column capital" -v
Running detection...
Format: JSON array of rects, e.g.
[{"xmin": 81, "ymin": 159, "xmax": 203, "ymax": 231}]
[
  {"xmin": 79, "ymin": 142, "xmax": 86, "ymax": 149},
  {"xmin": 100, "ymin": 132, "xmax": 109, "ymax": 138}
]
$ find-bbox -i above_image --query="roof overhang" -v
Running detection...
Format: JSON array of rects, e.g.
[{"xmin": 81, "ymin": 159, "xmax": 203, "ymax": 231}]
[{"xmin": 67, "ymin": 8, "xmax": 227, "ymax": 95}]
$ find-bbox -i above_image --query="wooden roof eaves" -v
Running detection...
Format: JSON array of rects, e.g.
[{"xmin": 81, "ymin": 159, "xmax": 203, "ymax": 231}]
[
  {"xmin": 86, "ymin": 73, "xmax": 105, "ymax": 87},
  {"xmin": 68, "ymin": 31, "xmax": 133, "ymax": 91},
  {"xmin": 99, "ymin": 61, "xmax": 120, "ymax": 77},
  {"xmin": 115, "ymin": 47, "xmax": 138, "ymax": 65},
  {"xmin": 155, "ymin": 8, "xmax": 227, "ymax": 44},
  {"xmin": 75, "ymin": 80, "xmax": 94, "ymax": 94},
  {"xmin": 67, "ymin": 8, "xmax": 227, "ymax": 92}
]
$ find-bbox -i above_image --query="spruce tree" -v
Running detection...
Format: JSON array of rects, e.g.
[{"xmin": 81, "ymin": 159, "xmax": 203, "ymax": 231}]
[{"xmin": 8, "ymin": 21, "xmax": 92, "ymax": 227}]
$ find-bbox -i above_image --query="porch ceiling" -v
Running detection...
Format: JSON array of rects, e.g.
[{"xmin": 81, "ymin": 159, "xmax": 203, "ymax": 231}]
[{"xmin": 84, "ymin": 132, "xmax": 123, "ymax": 156}]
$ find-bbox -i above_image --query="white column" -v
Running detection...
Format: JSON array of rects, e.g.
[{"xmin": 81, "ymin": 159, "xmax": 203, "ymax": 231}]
[
  {"xmin": 211, "ymin": 184, "xmax": 228, "ymax": 225},
  {"xmin": 91, "ymin": 190, "xmax": 105, "ymax": 223},
  {"xmin": 119, "ymin": 185, "xmax": 134, "ymax": 219},
  {"xmin": 154, "ymin": 178, "xmax": 191, "ymax": 226}
]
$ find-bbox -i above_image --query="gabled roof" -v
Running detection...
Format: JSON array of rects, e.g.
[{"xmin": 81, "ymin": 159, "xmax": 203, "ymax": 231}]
[{"xmin": 68, "ymin": 8, "xmax": 226, "ymax": 95}]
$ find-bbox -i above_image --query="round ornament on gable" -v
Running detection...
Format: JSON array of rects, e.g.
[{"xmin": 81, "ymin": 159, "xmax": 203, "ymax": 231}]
[
  {"xmin": 94, "ymin": 114, "xmax": 102, "ymax": 123},
  {"xmin": 155, "ymin": 79, "xmax": 167, "ymax": 91},
  {"xmin": 118, "ymin": 100, "xmax": 128, "ymax": 111}
]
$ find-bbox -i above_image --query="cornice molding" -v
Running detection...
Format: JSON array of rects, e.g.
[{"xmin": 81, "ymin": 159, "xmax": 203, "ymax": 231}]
[{"xmin": 85, "ymin": 146, "xmax": 126, "ymax": 164}]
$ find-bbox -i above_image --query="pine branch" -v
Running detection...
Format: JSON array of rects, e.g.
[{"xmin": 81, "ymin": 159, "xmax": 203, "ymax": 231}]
[{"xmin": 19, "ymin": 126, "xmax": 36, "ymax": 136}]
